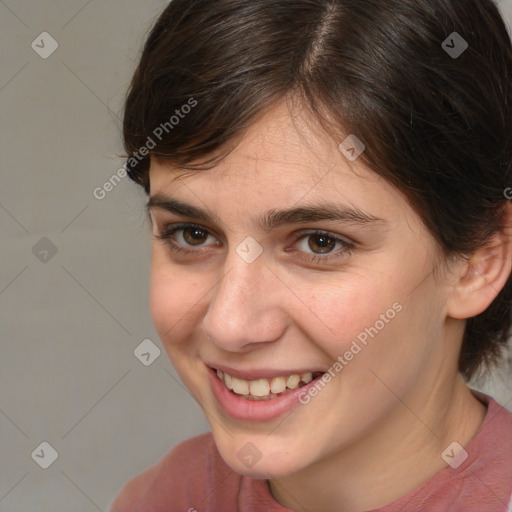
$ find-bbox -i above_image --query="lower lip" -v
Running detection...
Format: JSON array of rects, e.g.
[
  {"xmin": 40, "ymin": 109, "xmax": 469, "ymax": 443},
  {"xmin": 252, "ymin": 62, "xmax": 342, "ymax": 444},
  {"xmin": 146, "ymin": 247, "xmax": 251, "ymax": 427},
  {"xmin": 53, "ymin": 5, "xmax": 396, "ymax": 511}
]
[{"xmin": 207, "ymin": 366, "xmax": 323, "ymax": 422}]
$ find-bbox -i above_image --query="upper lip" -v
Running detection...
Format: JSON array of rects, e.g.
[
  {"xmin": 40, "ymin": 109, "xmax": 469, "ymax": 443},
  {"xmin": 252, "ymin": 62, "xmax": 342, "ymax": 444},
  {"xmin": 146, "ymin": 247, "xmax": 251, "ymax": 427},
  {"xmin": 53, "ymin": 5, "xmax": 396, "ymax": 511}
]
[{"xmin": 206, "ymin": 362, "xmax": 326, "ymax": 381}]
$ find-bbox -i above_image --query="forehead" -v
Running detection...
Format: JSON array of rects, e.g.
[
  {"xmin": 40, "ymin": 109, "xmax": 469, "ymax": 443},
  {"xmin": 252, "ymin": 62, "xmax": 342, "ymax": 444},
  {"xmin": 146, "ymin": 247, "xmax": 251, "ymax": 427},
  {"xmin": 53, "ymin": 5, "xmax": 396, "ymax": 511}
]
[
  {"xmin": 151, "ymin": 100, "xmax": 375, "ymax": 191},
  {"xmin": 148, "ymin": 99, "xmax": 415, "ymax": 232}
]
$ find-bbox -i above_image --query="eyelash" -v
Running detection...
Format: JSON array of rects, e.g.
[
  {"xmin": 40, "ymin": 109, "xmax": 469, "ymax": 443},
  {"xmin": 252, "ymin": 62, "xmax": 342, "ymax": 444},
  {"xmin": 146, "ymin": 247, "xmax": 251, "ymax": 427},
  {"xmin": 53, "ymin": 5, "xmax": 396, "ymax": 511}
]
[{"xmin": 154, "ymin": 222, "xmax": 355, "ymax": 264}]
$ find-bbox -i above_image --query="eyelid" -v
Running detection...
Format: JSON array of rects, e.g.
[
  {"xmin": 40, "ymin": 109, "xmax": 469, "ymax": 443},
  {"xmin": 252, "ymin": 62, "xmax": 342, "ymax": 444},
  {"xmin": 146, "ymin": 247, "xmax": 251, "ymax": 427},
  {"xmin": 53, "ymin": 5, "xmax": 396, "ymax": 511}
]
[{"xmin": 152, "ymin": 216, "xmax": 219, "ymax": 238}]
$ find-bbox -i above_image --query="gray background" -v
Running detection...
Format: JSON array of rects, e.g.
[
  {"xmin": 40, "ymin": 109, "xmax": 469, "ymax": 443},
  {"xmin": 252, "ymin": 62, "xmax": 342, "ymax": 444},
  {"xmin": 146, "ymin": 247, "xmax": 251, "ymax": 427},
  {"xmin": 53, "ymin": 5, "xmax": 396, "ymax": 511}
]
[{"xmin": 1, "ymin": 1, "xmax": 511, "ymax": 510}]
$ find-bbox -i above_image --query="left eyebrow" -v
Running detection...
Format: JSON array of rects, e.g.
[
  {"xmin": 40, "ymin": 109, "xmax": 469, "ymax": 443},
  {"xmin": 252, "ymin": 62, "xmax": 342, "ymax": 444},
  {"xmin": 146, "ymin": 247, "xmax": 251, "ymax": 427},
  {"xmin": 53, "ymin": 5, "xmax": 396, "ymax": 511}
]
[
  {"xmin": 146, "ymin": 194, "xmax": 387, "ymax": 231},
  {"xmin": 258, "ymin": 203, "xmax": 386, "ymax": 231}
]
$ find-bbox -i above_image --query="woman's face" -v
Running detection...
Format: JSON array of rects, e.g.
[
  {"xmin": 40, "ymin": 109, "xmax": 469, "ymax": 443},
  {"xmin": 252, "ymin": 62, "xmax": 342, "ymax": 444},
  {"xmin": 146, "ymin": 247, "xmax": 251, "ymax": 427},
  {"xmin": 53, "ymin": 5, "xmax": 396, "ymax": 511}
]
[{"xmin": 147, "ymin": 99, "xmax": 458, "ymax": 478}]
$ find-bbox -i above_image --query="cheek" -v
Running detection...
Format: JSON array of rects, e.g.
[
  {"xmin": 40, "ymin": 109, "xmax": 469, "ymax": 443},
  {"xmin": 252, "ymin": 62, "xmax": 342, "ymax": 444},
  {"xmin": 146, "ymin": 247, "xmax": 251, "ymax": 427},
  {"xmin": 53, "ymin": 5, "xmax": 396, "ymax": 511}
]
[
  {"xmin": 311, "ymin": 279, "xmax": 397, "ymax": 353},
  {"xmin": 317, "ymin": 275, "xmax": 443, "ymax": 406},
  {"xmin": 149, "ymin": 259, "xmax": 210, "ymax": 398},
  {"xmin": 308, "ymin": 277, "xmax": 415, "ymax": 392},
  {"xmin": 149, "ymin": 255, "xmax": 204, "ymax": 349}
]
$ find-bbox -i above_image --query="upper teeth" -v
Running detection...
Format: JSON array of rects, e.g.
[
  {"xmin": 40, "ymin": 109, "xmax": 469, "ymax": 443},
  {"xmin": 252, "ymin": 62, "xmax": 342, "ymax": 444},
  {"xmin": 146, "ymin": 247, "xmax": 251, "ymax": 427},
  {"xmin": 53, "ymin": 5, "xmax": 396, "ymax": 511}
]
[{"xmin": 216, "ymin": 369, "xmax": 314, "ymax": 397}]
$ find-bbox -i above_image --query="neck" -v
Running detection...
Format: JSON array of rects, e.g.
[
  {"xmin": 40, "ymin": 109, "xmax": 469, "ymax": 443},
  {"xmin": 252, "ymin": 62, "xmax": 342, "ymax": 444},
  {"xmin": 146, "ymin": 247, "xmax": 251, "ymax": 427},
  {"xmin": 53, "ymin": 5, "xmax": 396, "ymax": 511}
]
[{"xmin": 269, "ymin": 377, "xmax": 486, "ymax": 512}]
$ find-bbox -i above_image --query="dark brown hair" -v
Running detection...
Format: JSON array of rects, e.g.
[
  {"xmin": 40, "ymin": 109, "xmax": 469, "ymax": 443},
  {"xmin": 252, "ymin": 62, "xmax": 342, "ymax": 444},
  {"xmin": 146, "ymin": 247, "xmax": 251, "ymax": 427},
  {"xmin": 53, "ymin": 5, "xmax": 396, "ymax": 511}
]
[{"xmin": 122, "ymin": 0, "xmax": 512, "ymax": 380}]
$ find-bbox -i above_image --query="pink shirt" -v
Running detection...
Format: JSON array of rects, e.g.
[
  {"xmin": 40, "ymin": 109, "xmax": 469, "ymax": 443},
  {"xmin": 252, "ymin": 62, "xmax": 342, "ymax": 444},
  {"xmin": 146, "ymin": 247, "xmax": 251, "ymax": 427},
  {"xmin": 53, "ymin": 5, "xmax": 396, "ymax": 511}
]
[{"xmin": 111, "ymin": 391, "xmax": 512, "ymax": 511}]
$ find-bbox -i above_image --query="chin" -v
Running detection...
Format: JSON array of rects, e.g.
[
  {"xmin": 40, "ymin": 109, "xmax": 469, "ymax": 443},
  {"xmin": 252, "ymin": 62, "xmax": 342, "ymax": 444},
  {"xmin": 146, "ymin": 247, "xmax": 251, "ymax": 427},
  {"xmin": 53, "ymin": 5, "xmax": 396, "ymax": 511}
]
[
  {"xmin": 226, "ymin": 455, "xmax": 299, "ymax": 479},
  {"xmin": 214, "ymin": 435, "xmax": 308, "ymax": 479}
]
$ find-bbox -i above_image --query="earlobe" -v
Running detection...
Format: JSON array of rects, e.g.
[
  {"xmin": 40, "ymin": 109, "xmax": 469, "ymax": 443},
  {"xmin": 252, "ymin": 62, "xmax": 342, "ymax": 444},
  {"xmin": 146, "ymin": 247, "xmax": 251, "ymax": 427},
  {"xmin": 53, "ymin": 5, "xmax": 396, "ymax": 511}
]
[{"xmin": 447, "ymin": 202, "xmax": 512, "ymax": 320}]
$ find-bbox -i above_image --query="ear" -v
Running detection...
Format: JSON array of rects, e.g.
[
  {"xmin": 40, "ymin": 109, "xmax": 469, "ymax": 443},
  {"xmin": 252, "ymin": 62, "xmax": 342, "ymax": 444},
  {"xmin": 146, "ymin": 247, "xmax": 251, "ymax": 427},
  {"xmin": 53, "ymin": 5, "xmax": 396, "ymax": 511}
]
[{"xmin": 447, "ymin": 201, "xmax": 512, "ymax": 320}]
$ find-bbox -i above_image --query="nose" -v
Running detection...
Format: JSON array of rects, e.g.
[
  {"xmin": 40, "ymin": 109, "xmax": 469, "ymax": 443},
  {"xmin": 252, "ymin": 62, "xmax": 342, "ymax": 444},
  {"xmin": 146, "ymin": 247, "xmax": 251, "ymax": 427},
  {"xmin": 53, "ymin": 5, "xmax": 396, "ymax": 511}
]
[{"xmin": 202, "ymin": 247, "xmax": 287, "ymax": 351}]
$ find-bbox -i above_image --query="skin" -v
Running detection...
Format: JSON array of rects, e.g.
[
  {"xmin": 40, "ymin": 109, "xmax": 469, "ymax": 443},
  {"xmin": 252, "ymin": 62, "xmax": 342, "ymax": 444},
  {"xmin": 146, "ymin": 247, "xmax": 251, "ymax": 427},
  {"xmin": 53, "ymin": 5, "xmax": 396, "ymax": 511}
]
[{"xmin": 146, "ymin": 98, "xmax": 510, "ymax": 512}]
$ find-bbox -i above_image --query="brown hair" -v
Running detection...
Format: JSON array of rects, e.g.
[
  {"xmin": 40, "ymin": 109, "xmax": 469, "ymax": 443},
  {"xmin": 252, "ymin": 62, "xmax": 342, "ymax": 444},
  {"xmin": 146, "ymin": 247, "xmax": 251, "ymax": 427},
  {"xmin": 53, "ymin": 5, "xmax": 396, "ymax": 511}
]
[{"xmin": 122, "ymin": 0, "xmax": 512, "ymax": 380}]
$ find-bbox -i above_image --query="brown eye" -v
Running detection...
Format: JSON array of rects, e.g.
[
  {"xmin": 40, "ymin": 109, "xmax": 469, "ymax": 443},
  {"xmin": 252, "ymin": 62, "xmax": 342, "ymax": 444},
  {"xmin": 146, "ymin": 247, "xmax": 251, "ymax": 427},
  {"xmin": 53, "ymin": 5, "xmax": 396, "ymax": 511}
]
[
  {"xmin": 307, "ymin": 234, "xmax": 337, "ymax": 254},
  {"xmin": 182, "ymin": 227, "xmax": 209, "ymax": 246},
  {"xmin": 155, "ymin": 223, "xmax": 220, "ymax": 253},
  {"xmin": 292, "ymin": 230, "xmax": 355, "ymax": 263}
]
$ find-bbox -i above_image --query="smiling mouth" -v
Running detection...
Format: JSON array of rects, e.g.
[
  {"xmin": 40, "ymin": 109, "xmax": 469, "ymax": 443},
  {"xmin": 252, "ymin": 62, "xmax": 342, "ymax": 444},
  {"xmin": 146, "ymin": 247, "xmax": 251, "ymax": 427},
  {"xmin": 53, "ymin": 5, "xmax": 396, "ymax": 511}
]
[{"xmin": 214, "ymin": 368, "xmax": 325, "ymax": 401}]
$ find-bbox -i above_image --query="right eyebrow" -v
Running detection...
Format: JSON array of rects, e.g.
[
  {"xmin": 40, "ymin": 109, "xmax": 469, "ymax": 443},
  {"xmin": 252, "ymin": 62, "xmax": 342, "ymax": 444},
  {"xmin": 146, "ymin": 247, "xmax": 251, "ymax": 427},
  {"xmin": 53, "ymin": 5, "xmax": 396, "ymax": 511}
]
[{"xmin": 146, "ymin": 195, "xmax": 223, "ymax": 225}]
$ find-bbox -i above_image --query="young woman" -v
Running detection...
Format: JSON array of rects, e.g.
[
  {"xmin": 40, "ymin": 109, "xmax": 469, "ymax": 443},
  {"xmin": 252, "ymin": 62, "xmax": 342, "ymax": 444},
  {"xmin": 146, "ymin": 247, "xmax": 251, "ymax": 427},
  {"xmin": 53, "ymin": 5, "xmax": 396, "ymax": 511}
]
[{"xmin": 110, "ymin": 0, "xmax": 512, "ymax": 510}]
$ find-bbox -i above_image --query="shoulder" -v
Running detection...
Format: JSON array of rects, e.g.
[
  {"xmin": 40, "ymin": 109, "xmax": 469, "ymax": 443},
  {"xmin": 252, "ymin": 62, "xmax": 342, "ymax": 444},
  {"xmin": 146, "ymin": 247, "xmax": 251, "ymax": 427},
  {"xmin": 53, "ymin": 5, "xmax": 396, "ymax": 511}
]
[
  {"xmin": 110, "ymin": 432, "xmax": 237, "ymax": 512},
  {"xmin": 443, "ymin": 394, "xmax": 512, "ymax": 502},
  {"xmin": 473, "ymin": 391, "xmax": 512, "ymax": 454},
  {"xmin": 475, "ymin": 393, "xmax": 512, "ymax": 478},
  {"xmin": 405, "ymin": 393, "xmax": 512, "ymax": 510}
]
